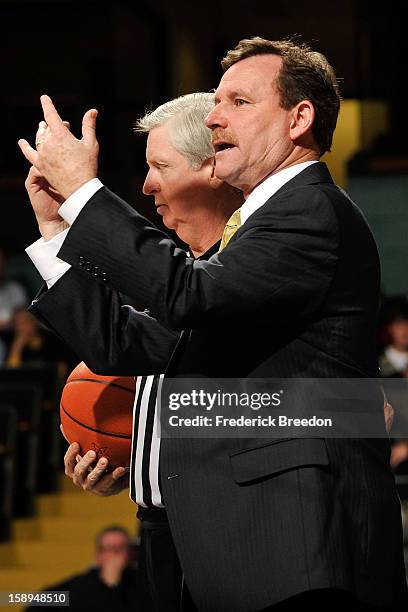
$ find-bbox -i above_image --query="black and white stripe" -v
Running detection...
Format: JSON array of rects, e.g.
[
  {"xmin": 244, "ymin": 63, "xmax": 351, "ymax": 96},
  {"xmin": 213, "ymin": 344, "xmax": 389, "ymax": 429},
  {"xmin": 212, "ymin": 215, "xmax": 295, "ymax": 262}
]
[
  {"xmin": 129, "ymin": 244, "xmax": 219, "ymax": 508},
  {"xmin": 130, "ymin": 374, "xmax": 165, "ymax": 507}
]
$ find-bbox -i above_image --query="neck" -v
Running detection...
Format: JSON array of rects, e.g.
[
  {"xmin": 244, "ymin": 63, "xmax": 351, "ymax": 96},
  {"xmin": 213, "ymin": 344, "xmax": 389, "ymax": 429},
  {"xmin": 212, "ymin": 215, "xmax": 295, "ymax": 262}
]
[
  {"xmin": 179, "ymin": 190, "xmax": 243, "ymax": 258},
  {"xmin": 243, "ymin": 148, "xmax": 319, "ymax": 199},
  {"xmin": 187, "ymin": 216, "xmax": 229, "ymax": 257}
]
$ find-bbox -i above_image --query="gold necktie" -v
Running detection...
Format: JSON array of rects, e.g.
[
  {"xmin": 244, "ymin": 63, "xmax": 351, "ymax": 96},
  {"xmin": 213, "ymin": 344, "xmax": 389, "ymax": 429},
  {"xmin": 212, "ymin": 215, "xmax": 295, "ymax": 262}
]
[{"xmin": 219, "ymin": 208, "xmax": 242, "ymax": 251}]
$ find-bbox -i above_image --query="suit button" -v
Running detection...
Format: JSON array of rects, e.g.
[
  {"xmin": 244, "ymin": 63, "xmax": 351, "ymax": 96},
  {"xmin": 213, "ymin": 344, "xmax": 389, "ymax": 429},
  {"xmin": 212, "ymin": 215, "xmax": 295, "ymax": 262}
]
[
  {"xmin": 79, "ymin": 256, "xmax": 85, "ymax": 266},
  {"xmin": 101, "ymin": 272, "xmax": 109, "ymax": 282},
  {"xmin": 85, "ymin": 261, "xmax": 93, "ymax": 272},
  {"xmin": 93, "ymin": 266, "xmax": 101, "ymax": 278}
]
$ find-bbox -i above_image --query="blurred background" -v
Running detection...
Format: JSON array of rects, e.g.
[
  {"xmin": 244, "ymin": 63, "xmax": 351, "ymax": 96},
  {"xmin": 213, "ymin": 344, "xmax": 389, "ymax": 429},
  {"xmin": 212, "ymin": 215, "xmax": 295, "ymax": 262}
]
[{"xmin": 1, "ymin": 0, "xmax": 408, "ymax": 608}]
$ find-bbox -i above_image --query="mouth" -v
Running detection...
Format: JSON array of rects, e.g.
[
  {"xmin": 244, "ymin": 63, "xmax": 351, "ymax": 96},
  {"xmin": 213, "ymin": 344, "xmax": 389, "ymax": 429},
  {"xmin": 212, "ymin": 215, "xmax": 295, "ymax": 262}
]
[
  {"xmin": 155, "ymin": 203, "xmax": 166, "ymax": 215},
  {"xmin": 213, "ymin": 141, "xmax": 236, "ymax": 154}
]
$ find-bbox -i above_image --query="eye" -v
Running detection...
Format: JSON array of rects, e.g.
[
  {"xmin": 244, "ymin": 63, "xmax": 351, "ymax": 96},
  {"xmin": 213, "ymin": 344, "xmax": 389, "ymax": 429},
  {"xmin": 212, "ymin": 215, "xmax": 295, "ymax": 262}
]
[{"xmin": 234, "ymin": 98, "xmax": 247, "ymax": 106}]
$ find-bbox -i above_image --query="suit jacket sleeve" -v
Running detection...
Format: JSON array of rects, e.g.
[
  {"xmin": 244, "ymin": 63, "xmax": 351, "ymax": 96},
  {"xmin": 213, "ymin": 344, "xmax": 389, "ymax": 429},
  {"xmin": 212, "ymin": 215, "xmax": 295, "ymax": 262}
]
[
  {"xmin": 29, "ymin": 266, "xmax": 180, "ymax": 375},
  {"xmin": 57, "ymin": 185, "xmax": 340, "ymax": 330}
]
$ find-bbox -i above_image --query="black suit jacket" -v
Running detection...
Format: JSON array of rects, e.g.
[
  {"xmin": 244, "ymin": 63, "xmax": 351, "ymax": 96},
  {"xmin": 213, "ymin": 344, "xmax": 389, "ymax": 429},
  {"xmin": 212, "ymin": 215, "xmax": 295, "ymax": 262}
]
[{"xmin": 30, "ymin": 163, "xmax": 407, "ymax": 611}]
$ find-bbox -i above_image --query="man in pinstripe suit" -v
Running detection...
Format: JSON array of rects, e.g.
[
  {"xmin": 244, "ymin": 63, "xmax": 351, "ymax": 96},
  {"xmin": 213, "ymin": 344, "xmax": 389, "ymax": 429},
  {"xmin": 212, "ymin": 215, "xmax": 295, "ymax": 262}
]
[{"xmin": 20, "ymin": 37, "xmax": 407, "ymax": 611}]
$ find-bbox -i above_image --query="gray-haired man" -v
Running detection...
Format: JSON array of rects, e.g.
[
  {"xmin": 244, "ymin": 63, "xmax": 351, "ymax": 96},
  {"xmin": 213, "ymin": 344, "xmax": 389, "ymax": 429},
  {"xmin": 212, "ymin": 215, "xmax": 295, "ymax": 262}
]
[{"xmin": 24, "ymin": 92, "xmax": 242, "ymax": 611}]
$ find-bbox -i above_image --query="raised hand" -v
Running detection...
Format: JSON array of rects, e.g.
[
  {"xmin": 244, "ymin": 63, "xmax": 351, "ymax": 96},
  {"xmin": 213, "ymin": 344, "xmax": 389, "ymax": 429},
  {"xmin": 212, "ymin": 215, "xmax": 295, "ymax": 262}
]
[
  {"xmin": 18, "ymin": 95, "xmax": 99, "ymax": 200},
  {"xmin": 25, "ymin": 120, "xmax": 72, "ymax": 240}
]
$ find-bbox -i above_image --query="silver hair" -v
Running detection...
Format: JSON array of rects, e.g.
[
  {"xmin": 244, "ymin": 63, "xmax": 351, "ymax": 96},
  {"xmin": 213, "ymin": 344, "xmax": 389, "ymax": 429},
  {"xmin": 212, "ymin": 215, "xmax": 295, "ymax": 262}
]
[{"xmin": 135, "ymin": 92, "xmax": 215, "ymax": 169}]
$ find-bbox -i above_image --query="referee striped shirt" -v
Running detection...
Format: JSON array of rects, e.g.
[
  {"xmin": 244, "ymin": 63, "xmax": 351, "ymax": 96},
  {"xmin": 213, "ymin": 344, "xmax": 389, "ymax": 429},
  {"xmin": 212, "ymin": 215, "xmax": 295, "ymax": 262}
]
[{"xmin": 129, "ymin": 242, "xmax": 219, "ymax": 508}]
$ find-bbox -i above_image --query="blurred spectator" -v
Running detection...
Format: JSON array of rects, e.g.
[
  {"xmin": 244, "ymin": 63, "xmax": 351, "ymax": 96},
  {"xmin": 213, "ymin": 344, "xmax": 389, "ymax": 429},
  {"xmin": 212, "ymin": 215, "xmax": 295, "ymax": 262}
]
[
  {"xmin": 379, "ymin": 295, "xmax": 408, "ymax": 377},
  {"xmin": 26, "ymin": 526, "xmax": 150, "ymax": 611},
  {"xmin": 0, "ymin": 247, "xmax": 28, "ymax": 331},
  {"xmin": 379, "ymin": 296, "xmax": 408, "ymax": 469},
  {"xmin": 5, "ymin": 308, "xmax": 72, "ymax": 371}
]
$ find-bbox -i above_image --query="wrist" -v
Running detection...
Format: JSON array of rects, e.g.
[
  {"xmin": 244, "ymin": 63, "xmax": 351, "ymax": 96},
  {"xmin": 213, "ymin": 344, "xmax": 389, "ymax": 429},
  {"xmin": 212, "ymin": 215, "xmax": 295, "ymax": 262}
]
[
  {"xmin": 60, "ymin": 175, "xmax": 97, "ymax": 201},
  {"xmin": 39, "ymin": 220, "xmax": 69, "ymax": 241}
]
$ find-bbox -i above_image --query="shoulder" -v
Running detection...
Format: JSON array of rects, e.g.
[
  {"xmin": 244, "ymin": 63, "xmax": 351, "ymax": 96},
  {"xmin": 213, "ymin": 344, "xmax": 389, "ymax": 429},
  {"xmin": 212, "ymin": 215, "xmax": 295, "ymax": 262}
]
[
  {"xmin": 42, "ymin": 572, "xmax": 87, "ymax": 592},
  {"xmin": 241, "ymin": 184, "xmax": 341, "ymax": 242}
]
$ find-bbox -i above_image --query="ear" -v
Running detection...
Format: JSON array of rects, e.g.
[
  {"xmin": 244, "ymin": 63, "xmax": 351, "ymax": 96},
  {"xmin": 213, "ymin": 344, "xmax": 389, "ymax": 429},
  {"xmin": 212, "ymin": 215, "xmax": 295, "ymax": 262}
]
[
  {"xmin": 289, "ymin": 100, "xmax": 315, "ymax": 142},
  {"xmin": 202, "ymin": 157, "xmax": 224, "ymax": 190}
]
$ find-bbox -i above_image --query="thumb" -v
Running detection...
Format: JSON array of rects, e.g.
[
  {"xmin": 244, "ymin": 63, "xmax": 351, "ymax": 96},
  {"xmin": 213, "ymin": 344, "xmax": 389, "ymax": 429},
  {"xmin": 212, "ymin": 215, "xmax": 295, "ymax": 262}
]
[
  {"xmin": 28, "ymin": 165, "xmax": 44, "ymax": 179},
  {"xmin": 82, "ymin": 108, "xmax": 98, "ymax": 144},
  {"xmin": 60, "ymin": 423, "xmax": 69, "ymax": 443}
]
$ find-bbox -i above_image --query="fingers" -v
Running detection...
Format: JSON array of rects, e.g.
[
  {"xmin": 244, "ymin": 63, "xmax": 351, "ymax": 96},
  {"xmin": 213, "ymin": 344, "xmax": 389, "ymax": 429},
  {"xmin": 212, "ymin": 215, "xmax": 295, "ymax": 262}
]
[
  {"xmin": 77, "ymin": 454, "xmax": 127, "ymax": 494},
  {"xmin": 60, "ymin": 423, "xmax": 69, "ymax": 442},
  {"xmin": 81, "ymin": 108, "xmax": 98, "ymax": 145},
  {"xmin": 35, "ymin": 121, "xmax": 47, "ymax": 147},
  {"xmin": 85, "ymin": 463, "xmax": 126, "ymax": 485},
  {"xmin": 85, "ymin": 466, "xmax": 127, "ymax": 496},
  {"xmin": 111, "ymin": 466, "xmax": 127, "ymax": 480},
  {"xmin": 19, "ymin": 99, "xmax": 70, "ymax": 165},
  {"xmin": 72, "ymin": 450, "xmax": 99, "ymax": 486},
  {"xmin": 38, "ymin": 119, "xmax": 70, "ymax": 133},
  {"xmin": 81, "ymin": 454, "xmax": 109, "ymax": 489},
  {"xmin": 40, "ymin": 94, "xmax": 66, "ymax": 135},
  {"xmin": 64, "ymin": 439, "xmax": 126, "ymax": 494},
  {"xmin": 73, "ymin": 451, "xmax": 119, "ymax": 492},
  {"xmin": 18, "ymin": 139, "xmax": 39, "ymax": 166},
  {"xmin": 64, "ymin": 442, "xmax": 80, "ymax": 477},
  {"xmin": 34, "ymin": 120, "xmax": 70, "ymax": 154},
  {"xmin": 27, "ymin": 165, "xmax": 42, "ymax": 180}
]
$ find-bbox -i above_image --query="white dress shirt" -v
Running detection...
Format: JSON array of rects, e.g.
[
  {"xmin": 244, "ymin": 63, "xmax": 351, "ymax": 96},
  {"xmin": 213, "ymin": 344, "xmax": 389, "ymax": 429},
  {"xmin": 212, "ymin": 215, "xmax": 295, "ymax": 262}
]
[
  {"xmin": 25, "ymin": 178, "xmax": 103, "ymax": 288},
  {"xmin": 240, "ymin": 160, "xmax": 319, "ymax": 224}
]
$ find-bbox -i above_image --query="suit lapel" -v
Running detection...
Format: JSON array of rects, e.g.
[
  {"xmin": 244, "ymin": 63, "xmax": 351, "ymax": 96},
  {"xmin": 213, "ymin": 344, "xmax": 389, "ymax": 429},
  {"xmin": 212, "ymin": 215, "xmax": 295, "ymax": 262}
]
[{"xmin": 228, "ymin": 162, "xmax": 335, "ymax": 245}]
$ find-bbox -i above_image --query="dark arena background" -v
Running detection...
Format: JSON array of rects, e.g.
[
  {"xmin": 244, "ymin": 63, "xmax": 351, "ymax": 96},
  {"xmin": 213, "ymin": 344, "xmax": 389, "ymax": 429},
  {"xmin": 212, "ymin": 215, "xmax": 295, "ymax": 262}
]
[{"xmin": 1, "ymin": 0, "xmax": 408, "ymax": 609}]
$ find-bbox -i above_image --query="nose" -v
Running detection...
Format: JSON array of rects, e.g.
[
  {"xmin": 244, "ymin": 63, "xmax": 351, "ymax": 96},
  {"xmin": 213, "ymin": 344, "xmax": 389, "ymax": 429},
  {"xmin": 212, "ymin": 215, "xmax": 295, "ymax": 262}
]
[
  {"xmin": 205, "ymin": 104, "xmax": 228, "ymax": 130},
  {"xmin": 143, "ymin": 170, "xmax": 160, "ymax": 196}
]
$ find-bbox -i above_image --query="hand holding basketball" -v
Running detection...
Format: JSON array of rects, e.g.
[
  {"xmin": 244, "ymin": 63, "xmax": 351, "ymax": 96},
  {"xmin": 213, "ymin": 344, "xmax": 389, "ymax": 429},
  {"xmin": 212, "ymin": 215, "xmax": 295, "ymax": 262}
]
[
  {"xmin": 60, "ymin": 362, "xmax": 135, "ymax": 468},
  {"xmin": 64, "ymin": 440, "xmax": 129, "ymax": 496}
]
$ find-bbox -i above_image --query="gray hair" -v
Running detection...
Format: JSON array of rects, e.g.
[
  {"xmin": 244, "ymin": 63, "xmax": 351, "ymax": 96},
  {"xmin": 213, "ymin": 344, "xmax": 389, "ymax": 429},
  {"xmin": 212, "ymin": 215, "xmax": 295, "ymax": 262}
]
[{"xmin": 135, "ymin": 92, "xmax": 215, "ymax": 169}]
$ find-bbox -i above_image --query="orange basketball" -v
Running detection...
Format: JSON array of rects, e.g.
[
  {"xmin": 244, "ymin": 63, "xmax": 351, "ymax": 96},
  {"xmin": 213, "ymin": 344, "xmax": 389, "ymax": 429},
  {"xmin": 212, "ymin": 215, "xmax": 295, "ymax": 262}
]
[{"xmin": 60, "ymin": 362, "xmax": 135, "ymax": 468}]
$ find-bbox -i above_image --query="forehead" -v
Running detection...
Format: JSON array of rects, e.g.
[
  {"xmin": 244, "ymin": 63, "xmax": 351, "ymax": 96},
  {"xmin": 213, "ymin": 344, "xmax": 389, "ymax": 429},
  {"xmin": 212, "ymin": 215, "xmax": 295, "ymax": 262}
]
[
  {"xmin": 215, "ymin": 54, "xmax": 282, "ymax": 99},
  {"xmin": 391, "ymin": 318, "xmax": 408, "ymax": 326},
  {"xmin": 146, "ymin": 122, "xmax": 178, "ymax": 160},
  {"xmin": 100, "ymin": 531, "xmax": 128, "ymax": 545}
]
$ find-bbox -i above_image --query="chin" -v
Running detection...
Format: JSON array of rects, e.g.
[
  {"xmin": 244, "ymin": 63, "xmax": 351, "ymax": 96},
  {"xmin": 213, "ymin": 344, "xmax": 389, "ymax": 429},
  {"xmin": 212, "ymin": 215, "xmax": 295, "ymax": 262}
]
[
  {"xmin": 214, "ymin": 168, "xmax": 234, "ymax": 185},
  {"xmin": 162, "ymin": 216, "xmax": 177, "ymax": 231},
  {"xmin": 215, "ymin": 164, "xmax": 240, "ymax": 186}
]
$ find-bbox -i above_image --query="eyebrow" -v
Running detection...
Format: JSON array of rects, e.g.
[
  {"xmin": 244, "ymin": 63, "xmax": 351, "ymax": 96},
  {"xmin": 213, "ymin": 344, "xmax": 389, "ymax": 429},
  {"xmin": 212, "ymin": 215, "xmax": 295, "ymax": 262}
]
[
  {"xmin": 146, "ymin": 158, "xmax": 169, "ymax": 165},
  {"xmin": 214, "ymin": 88, "xmax": 251, "ymax": 103}
]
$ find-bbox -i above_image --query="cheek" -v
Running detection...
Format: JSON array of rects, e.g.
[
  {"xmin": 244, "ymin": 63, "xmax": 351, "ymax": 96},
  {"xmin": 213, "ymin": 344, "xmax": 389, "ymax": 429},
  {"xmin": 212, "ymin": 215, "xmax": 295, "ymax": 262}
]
[
  {"xmin": 239, "ymin": 124, "xmax": 269, "ymax": 159},
  {"xmin": 163, "ymin": 189, "xmax": 184, "ymax": 213},
  {"xmin": 96, "ymin": 553, "xmax": 104, "ymax": 564},
  {"xmin": 165, "ymin": 180, "xmax": 201, "ymax": 210}
]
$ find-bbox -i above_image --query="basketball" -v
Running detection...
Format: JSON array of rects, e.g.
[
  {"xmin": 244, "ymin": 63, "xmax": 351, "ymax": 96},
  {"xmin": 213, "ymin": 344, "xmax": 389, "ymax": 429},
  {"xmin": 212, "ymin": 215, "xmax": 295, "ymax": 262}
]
[{"xmin": 60, "ymin": 362, "xmax": 135, "ymax": 468}]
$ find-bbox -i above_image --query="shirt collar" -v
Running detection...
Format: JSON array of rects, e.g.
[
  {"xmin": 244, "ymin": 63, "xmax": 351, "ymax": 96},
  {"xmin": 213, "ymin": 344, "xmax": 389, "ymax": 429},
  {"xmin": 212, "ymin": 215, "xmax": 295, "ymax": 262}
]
[{"xmin": 241, "ymin": 160, "xmax": 319, "ymax": 225}]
